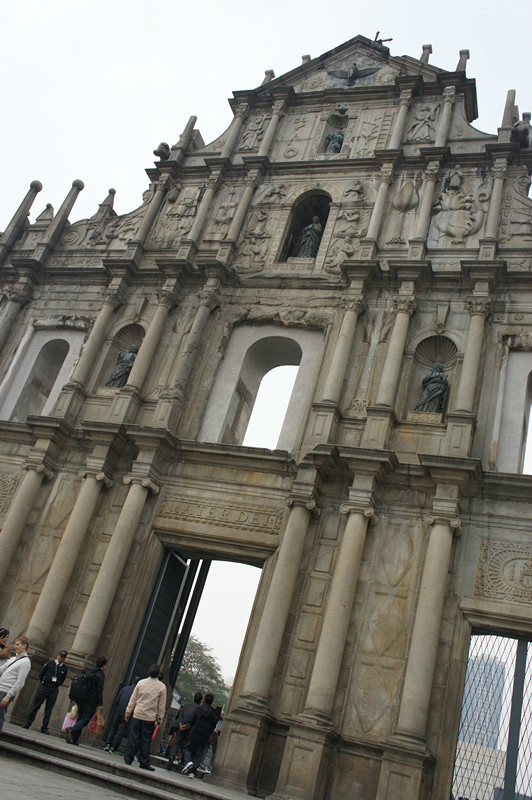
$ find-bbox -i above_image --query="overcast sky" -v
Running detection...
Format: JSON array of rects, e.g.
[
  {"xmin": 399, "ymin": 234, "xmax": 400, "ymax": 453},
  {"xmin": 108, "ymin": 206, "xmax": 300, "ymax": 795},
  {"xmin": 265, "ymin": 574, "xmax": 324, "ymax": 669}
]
[
  {"xmin": 2, "ymin": 1, "xmax": 531, "ymax": 229},
  {"xmin": 3, "ymin": 1, "xmax": 531, "ymax": 680}
]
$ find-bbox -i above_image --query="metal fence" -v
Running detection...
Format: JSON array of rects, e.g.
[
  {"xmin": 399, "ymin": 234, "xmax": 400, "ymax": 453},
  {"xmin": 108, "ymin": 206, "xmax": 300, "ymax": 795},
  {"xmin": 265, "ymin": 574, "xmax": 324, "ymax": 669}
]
[{"xmin": 452, "ymin": 633, "xmax": 532, "ymax": 800}]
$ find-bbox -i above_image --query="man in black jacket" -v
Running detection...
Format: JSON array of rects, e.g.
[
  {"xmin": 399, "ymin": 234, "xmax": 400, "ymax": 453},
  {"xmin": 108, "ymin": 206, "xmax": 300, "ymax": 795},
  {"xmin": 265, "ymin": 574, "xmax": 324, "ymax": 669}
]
[
  {"xmin": 181, "ymin": 693, "xmax": 218, "ymax": 779},
  {"xmin": 23, "ymin": 650, "xmax": 68, "ymax": 734},
  {"xmin": 66, "ymin": 656, "xmax": 107, "ymax": 745},
  {"xmin": 104, "ymin": 677, "xmax": 139, "ymax": 754},
  {"xmin": 166, "ymin": 691, "xmax": 202, "ymax": 769}
]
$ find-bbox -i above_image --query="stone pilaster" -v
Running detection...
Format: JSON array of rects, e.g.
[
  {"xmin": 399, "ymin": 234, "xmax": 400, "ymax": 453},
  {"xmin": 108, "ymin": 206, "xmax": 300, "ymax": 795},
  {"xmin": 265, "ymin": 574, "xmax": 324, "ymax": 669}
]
[
  {"xmin": 409, "ymin": 161, "xmax": 440, "ymax": 256},
  {"xmin": 70, "ymin": 476, "xmax": 157, "ymax": 660},
  {"xmin": 480, "ymin": 159, "xmax": 507, "ymax": 258},
  {"xmin": 0, "ymin": 464, "xmax": 53, "ymax": 590},
  {"xmin": 0, "ymin": 279, "xmax": 34, "ymax": 348},
  {"xmin": 221, "ymin": 102, "xmax": 249, "ymax": 159},
  {"xmin": 364, "ymin": 164, "xmax": 394, "ymax": 248},
  {"xmin": 155, "ymin": 275, "xmax": 221, "ymax": 428},
  {"xmin": 0, "ymin": 180, "xmax": 42, "ymax": 266},
  {"xmin": 388, "ymin": 90, "xmax": 412, "ymax": 150},
  {"xmin": 134, "ymin": 174, "xmax": 171, "ymax": 246},
  {"xmin": 26, "ymin": 469, "xmax": 112, "ymax": 656},
  {"xmin": 219, "ymin": 469, "xmax": 319, "ymax": 794},
  {"xmin": 258, "ymin": 100, "xmax": 287, "ymax": 157},
  {"xmin": 434, "ymin": 86, "xmax": 456, "ymax": 147}
]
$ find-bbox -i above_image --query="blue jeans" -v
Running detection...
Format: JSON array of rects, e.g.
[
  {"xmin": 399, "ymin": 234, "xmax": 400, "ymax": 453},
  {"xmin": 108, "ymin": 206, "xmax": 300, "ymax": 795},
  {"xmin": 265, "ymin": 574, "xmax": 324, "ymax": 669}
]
[{"xmin": 124, "ymin": 717, "xmax": 155, "ymax": 768}]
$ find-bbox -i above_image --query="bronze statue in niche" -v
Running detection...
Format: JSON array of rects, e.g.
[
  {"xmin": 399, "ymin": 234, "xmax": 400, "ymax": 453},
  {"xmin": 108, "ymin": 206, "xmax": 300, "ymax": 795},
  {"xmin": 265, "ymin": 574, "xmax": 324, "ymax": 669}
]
[
  {"xmin": 414, "ymin": 362, "xmax": 449, "ymax": 413},
  {"xmin": 296, "ymin": 216, "xmax": 323, "ymax": 257},
  {"xmin": 105, "ymin": 345, "xmax": 138, "ymax": 388}
]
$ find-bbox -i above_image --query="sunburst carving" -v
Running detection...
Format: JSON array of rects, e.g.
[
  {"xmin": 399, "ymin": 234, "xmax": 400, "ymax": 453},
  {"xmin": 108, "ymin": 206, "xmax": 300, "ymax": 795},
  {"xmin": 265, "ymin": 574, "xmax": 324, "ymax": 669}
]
[{"xmin": 414, "ymin": 335, "xmax": 457, "ymax": 370}]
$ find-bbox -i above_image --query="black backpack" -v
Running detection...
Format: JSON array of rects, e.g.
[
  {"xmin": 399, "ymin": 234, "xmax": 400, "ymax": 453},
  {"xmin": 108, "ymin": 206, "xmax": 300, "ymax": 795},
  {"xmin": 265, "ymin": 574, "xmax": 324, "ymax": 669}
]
[{"xmin": 69, "ymin": 670, "xmax": 98, "ymax": 703}]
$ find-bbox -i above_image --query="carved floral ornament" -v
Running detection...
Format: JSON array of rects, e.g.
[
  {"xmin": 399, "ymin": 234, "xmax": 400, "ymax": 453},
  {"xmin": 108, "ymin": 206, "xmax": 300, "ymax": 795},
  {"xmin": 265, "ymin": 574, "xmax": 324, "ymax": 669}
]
[
  {"xmin": 476, "ymin": 538, "xmax": 532, "ymax": 603},
  {"xmin": 392, "ymin": 296, "xmax": 417, "ymax": 316}
]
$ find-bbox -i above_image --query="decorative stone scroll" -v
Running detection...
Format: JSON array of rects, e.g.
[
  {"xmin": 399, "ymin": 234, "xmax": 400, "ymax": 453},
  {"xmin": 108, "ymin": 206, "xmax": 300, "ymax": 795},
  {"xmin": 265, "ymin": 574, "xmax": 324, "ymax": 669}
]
[{"xmin": 475, "ymin": 538, "xmax": 532, "ymax": 603}]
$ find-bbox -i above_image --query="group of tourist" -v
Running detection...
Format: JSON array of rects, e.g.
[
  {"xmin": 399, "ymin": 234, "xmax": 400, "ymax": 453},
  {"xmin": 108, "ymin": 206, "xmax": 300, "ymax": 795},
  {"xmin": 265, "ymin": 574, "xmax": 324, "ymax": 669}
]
[{"xmin": 0, "ymin": 629, "xmax": 221, "ymax": 779}]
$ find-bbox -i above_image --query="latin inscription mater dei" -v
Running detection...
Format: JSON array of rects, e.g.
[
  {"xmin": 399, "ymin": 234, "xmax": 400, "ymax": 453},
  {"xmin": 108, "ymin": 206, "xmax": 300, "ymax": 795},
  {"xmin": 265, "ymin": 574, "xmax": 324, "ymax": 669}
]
[{"xmin": 158, "ymin": 495, "xmax": 283, "ymax": 535}]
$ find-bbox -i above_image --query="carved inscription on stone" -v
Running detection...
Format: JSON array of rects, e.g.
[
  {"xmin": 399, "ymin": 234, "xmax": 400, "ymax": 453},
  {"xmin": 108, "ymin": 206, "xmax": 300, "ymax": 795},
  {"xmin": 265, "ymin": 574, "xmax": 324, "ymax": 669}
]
[
  {"xmin": 476, "ymin": 539, "xmax": 532, "ymax": 602},
  {"xmin": 158, "ymin": 496, "xmax": 282, "ymax": 535}
]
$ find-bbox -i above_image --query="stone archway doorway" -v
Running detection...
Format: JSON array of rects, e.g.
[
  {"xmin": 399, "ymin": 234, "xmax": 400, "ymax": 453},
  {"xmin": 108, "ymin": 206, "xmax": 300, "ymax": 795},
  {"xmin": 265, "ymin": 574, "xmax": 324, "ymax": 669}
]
[{"xmin": 123, "ymin": 550, "xmax": 261, "ymax": 696}]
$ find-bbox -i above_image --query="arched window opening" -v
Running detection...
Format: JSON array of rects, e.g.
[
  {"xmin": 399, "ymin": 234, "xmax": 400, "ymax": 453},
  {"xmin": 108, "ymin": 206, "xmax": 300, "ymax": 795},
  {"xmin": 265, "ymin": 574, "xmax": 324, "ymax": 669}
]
[
  {"xmin": 220, "ymin": 336, "xmax": 302, "ymax": 448},
  {"xmin": 243, "ymin": 365, "xmax": 298, "ymax": 448},
  {"xmin": 280, "ymin": 193, "xmax": 331, "ymax": 261},
  {"xmin": 11, "ymin": 339, "xmax": 69, "ymax": 422}
]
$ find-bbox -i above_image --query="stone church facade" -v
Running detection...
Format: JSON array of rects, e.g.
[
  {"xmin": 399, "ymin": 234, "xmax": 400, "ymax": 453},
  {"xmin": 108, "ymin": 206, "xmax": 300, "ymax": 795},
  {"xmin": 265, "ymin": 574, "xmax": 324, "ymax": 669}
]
[{"xmin": 0, "ymin": 33, "xmax": 531, "ymax": 800}]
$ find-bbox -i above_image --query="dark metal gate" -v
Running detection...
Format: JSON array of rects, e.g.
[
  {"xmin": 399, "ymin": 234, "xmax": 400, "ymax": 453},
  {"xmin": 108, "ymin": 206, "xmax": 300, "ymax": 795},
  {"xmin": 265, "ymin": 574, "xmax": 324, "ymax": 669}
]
[
  {"xmin": 124, "ymin": 550, "xmax": 211, "ymax": 691},
  {"xmin": 452, "ymin": 633, "xmax": 532, "ymax": 800}
]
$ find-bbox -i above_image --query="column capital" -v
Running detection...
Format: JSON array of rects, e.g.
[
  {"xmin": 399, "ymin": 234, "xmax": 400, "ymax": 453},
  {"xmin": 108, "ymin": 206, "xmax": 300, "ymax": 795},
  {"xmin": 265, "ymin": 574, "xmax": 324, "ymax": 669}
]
[
  {"xmin": 340, "ymin": 503, "xmax": 374, "ymax": 518},
  {"xmin": 244, "ymin": 172, "xmax": 260, "ymax": 190},
  {"xmin": 492, "ymin": 163, "xmax": 507, "ymax": 181},
  {"xmin": 424, "ymin": 512, "xmax": 461, "ymax": 531},
  {"xmin": 393, "ymin": 295, "xmax": 417, "ymax": 316},
  {"xmin": 343, "ymin": 295, "xmax": 366, "ymax": 313},
  {"xmin": 442, "ymin": 85, "xmax": 457, "ymax": 103},
  {"xmin": 102, "ymin": 286, "xmax": 125, "ymax": 308},
  {"xmin": 380, "ymin": 165, "xmax": 394, "ymax": 185},
  {"xmin": 4, "ymin": 282, "xmax": 33, "ymax": 306},
  {"xmin": 123, "ymin": 473, "xmax": 160, "ymax": 494},
  {"xmin": 77, "ymin": 469, "xmax": 114, "ymax": 489},
  {"xmin": 466, "ymin": 296, "xmax": 492, "ymax": 318},
  {"xmin": 272, "ymin": 99, "xmax": 287, "ymax": 116},
  {"xmin": 24, "ymin": 462, "xmax": 54, "ymax": 481},
  {"xmin": 398, "ymin": 88, "xmax": 413, "ymax": 107},
  {"xmin": 285, "ymin": 494, "xmax": 320, "ymax": 516},
  {"xmin": 235, "ymin": 102, "xmax": 250, "ymax": 120},
  {"xmin": 198, "ymin": 285, "xmax": 220, "ymax": 310},
  {"xmin": 157, "ymin": 289, "xmax": 179, "ymax": 310},
  {"xmin": 424, "ymin": 162, "xmax": 440, "ymax": 181}
]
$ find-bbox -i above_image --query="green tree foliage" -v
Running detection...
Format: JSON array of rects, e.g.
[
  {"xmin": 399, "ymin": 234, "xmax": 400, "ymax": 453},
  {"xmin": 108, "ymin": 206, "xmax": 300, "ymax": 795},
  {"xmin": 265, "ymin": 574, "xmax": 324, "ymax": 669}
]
[{"xmin": 176, "ymin": 634, "xmax": 231, "ymax": 707}]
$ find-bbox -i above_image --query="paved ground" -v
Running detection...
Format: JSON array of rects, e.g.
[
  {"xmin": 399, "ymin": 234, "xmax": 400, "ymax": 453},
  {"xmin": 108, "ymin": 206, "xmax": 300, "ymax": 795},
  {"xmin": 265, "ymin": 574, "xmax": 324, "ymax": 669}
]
[{"xmin": 0, "ymin": 753, "xmax": 128, "ymax": 800}]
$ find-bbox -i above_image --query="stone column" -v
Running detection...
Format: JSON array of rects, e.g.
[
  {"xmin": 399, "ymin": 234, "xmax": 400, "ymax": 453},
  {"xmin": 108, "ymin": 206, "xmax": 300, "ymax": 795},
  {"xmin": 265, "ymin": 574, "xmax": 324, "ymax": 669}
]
[
  {"xmin": 0, "ymin": 180, "xmax": 43, "ymax": 265},
  {"xmin": 33, "ymin": 180, "xmax": 84, "ymax": 264},
  {"xmin": 134, "ymin": 177, "xmax": 169, "ymax": 246},
  {"xmin": 0, "ymin": 465, "xmax": 52, "ymax": 587},
  {"xmin": 187, "ymin": 174, "xmax": 222, "ymax": 246},
  {"xmin": 388, "ymin": 90, "xmax": 412, "ymax": 150},
  {"xmin": 395, "ymin": 512, "xmax": 461, "ymax": 740},
  {"xmin": 321, "ymin": 297, "xmax": 365, "ymax": 404},
  {"xmin": 258, "ymin": 100, "xmax": 286, "ymax": 157},
  {"xmin": 221, "ymin": 102, "xmax": 249, "ymax": 159},
  {"xmin": 304, "ymin": 504, "xmax": 373, "ymax": 718},
  {"xmin": 434, "ymin": 86, "xmax": 456, "ymax": 147},
  {"xmin": 484, "ymin": 160, "xmax": 507, "ymax": 240},
  {"xmin": 155, "ymin": 277, "xmax": 220, "ymax": 426},
  {"xmin": 69, "ymin": 287, "xmax": 124, "ymax": 389},
  {"xmin": 453, "ymin": 298, "xmax": 491, "ymax": 413},
  {"xmin": 126, "ymin": 289, "xmax": 178, "ymax": 391},
  {"xmin": 225, "ymin": 174, "xmax": 258, "ymax": 243},
  {"xmin": 240, "ymin": 497, "xmax": 316, "ymax": 704},
  {"xmin": 375, "ymin": 295, "xmax": 417, "ymax": 407},
  {"xmin": 0, "ymin": 280, "xmax": 33, "ymax": 348},
  {"xmin": 71, "ymin": 477, "xmax": 157, "ymax": 658},
  {"xmin": 365, "ymin": 165, "xmax": 394, "ymax": 242},
  {"xmin": 26, "ymin": 472, "xmax": 111, "ymax": 650},
  {"xmin": 412, "ymin": 162, "xmax": 440, "ymax": 240}
]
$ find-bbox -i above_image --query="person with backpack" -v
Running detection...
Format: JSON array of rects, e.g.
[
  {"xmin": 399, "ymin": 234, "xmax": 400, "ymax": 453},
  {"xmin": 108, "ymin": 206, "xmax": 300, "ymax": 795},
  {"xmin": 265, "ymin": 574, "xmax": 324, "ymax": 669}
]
[{"xmin": 66, "ymin": 656, "xmax": 107, "ymax": 745}]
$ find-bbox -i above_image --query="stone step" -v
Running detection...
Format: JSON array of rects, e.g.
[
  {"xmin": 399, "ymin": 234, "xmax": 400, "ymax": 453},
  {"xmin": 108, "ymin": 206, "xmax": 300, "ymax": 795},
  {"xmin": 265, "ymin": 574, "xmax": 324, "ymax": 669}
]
[{"xmin": 0, "ymin": 725, "xmax": 243, "ymax": 800}]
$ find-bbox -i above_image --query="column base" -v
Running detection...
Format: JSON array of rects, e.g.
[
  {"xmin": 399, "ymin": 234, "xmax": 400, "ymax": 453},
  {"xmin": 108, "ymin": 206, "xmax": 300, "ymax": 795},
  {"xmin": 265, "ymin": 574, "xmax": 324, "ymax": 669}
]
[
  {"xmin": 108, "ymin": 385, "xmax": 141, "ymax": 424},
  {"xmin": 176, "ymin": 240, "xmax": 198, "ymax": 267},
  {"xmin": 358, "ymin": 239, "xmax": 378, "ymax": 260},
  {"xmin": 408, "ymin": 239, "xmax": 427, "ymax": 260},
  {"xmin": 307, "ymin": 402, "xmax": 340, "ymax": 445},
  {"xmin": 443, "ymin": 411, "xmax": 476, "ymax": 457},
  {"xmin": 52, "ymin": 382, "xmax": 87, "ymax": 424},
  {"xmin": 362, "ymin": 406, "xmax": 396, "ymax": 449},
  {"xmin": 216, "ymin": 241, "xmax": 236, "ymax": 267},
  {"xmin": 266, "ymin": 712, "xmax": 336, "ymax": 800},
  {"xmin": 215, "ymin": 697, "xmax": 276, "ymax": 796},
  {"xmin": 478, "ymin": 239, "xmax": 498, "ymax": 260},
  {"xmin": 375, "ymin": 733, "xmax": 433, "ymax": 800}
]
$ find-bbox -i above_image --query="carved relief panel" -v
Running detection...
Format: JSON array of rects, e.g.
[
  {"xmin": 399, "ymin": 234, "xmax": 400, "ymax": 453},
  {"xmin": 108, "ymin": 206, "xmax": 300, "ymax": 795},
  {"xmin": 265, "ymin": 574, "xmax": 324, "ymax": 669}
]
[{"xmin": 427, "ymin": 165, "xmax": 491, "ymax": 248}]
